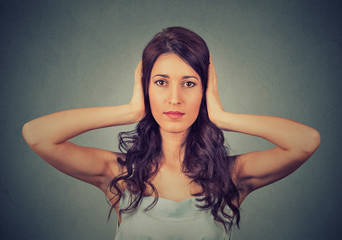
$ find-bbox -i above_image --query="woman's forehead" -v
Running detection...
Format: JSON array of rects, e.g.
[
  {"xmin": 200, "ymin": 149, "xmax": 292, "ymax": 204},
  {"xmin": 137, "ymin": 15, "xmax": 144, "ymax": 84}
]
[{"xmin": 151, "ymin": 53, "xmax": 200, "ymax": 80}]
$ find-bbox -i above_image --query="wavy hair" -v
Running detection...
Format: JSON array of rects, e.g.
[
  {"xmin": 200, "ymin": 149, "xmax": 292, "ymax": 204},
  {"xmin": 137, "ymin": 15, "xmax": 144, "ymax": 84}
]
[{"xmin": 108, "ymin": 26, "xmax": 240, "ymax": 231}]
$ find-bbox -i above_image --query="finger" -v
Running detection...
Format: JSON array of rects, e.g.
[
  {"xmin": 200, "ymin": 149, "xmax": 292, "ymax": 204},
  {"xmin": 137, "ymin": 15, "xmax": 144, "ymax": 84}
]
[
  {"xmin": 134, "ymin": 60, "xmax": 143, "ymax": 83},
  {"xmin": 135, "ymin": 61, "xmax": 142, "ymax": 74},
  {"xmin": 209, "ymin": 59, "xmax": 215, "ymax": 78},
  {"xmin": 137, "ymin": 60, "xmax": 142, "ymax": 69},
  {"xmin": 208, "ymin": 58, "xmax": 217, "ymax": 90}
]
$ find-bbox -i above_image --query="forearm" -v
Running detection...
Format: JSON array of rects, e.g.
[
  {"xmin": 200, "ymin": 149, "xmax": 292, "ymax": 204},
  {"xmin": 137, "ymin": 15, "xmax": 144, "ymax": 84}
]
[
  {"xmin": 214, "ymin": 112, "xmax": 320, "ymax": 153},
  {"xmin": 23, "ymin": 104, "xmax": 141, "ymax": 146}
]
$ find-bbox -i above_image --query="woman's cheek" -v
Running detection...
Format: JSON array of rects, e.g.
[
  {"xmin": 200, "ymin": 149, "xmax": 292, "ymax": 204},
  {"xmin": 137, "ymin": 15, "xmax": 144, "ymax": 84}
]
[
  {"xmin": 185, "ymin": 95, "xmax": 202, "ymax": 123},
  {"xmin": 149, "ymin": 92, "xmax": 164, "ymax": 121}
]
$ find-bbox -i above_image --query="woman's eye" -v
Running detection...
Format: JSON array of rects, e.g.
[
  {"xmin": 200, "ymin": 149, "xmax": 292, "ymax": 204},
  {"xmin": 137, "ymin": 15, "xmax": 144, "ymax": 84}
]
[
  {"xmin": 155, "ymin": 80, "xmax": 168, "ymax": 87},
  {"xmin": 183, "ymin": 81, "xmax": 196, "ymax": 88}
]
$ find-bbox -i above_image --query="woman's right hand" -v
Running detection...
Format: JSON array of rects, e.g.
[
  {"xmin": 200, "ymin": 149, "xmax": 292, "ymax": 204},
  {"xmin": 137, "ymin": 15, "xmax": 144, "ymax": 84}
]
[{"xmin": 128, "ymin": 60, "xmax": 145, "ymax": 122}]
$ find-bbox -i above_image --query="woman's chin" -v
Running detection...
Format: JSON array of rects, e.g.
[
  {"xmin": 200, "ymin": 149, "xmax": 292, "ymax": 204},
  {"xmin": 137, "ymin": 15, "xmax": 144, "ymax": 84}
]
[{"xmin": 159, "ymin": 123, "xmax": 191, "ymax": 135}]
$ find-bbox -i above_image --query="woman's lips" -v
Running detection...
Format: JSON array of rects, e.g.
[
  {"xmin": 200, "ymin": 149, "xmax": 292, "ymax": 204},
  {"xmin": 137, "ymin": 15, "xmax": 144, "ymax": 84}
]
[{"xmin": 163, "ymin": 111, "xmax": 185, "ymax": 119}]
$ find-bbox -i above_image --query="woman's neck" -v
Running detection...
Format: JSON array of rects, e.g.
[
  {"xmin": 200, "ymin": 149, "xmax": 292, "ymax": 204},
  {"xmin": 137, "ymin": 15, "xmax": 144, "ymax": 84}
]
[{"xmin": 159, "ymin": 128, "xmax": 188, "ymax": 169}]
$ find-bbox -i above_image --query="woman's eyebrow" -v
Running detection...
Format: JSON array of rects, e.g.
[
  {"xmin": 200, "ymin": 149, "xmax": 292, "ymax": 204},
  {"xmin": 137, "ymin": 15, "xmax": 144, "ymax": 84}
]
[
  {"xmin": 183, "ymin": 76, "xmax": 199, "ymax": 81},
  {"xmin": 152, "ymin": 74, "xmax": 169, "ymax": 79},
  {"xmin": 152, "ymin": 74, "xmax": 199, "ymax": 80}
]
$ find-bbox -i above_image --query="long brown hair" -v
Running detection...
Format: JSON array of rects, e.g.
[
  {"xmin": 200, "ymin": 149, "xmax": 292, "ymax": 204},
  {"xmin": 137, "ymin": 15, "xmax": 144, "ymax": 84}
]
[{"xmin": 108, "ymin": 26, "xmax": 240, "ymax": 231}]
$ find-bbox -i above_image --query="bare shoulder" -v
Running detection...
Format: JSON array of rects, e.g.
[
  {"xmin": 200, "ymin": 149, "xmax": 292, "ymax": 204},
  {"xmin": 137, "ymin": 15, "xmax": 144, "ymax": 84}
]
[
  {"xmin": 98, "ymin": 151, "xmax": 127, "ymax": 193},
  {"xmin": 229, "ymin": 144, "xmax": 317, "ymax": 205},
  {"xmin": 101, "ymin": 151, "xmax": 128, "ymax": 208},
  {"xmin": 227, "ymin": 154, "xmax": 250, "ymax": 204}
]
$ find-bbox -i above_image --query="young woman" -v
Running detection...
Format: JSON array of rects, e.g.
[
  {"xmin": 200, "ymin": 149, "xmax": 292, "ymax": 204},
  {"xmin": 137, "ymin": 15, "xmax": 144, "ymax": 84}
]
[{"xmin": 22, "ymin": 27, "xmax": 320, "ymax": 240}]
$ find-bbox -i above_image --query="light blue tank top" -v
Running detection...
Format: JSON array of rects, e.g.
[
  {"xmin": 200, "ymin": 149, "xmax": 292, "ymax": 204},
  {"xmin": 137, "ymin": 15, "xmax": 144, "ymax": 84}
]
[{"xmin": 114, "ymin": 189, "xmax": 233, "ymax": 240}]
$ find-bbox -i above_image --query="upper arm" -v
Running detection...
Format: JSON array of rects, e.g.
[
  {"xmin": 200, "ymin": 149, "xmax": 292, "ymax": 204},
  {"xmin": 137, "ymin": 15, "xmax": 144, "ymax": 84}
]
[
  {"xmin": 232, "ymin": 145, "xmax": 319, "ymax": 197},
  {"xmin": 28, "ymin": 140, "xmax": 124, "ymax": 192}
]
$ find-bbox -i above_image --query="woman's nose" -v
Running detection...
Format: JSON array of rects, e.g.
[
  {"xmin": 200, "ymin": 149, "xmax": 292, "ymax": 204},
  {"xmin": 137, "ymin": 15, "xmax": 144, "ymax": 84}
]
[{"xmin": 168, "ymin": 85, "xmax": 181, "ymax": 105}]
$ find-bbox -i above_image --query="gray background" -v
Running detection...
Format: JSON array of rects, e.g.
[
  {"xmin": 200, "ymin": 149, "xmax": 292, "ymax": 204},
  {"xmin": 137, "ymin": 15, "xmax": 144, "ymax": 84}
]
[{"xmin": 1, "ymin": 0, "xmax": 341, "ymax": 239}]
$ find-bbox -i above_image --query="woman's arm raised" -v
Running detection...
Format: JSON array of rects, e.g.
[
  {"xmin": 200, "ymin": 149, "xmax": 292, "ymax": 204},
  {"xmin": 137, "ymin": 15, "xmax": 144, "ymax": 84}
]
[
  {"xmin": 206, "ymin": 56, "xmax": 321, "ymax": 199},
  {"xmin": 22, "ymin": 61, "xmax": 144, "ymax": 192}
]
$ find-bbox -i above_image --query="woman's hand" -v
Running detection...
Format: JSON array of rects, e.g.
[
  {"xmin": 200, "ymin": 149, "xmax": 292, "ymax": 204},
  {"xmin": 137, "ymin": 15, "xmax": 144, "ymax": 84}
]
[
  {"xmin": 21, "ymin": 59, "xmax": 149, "ymax": 193},
  {"xmin": 206, "ymin": 55, "xmax": 225, "ymax": 125},
  {"xmin": 205, "ymin": 56, "xmax": 320, "ymax": 202},
  {"xmin": 129, "ymin": 60, "xmax": 145, "ymax": 122}
]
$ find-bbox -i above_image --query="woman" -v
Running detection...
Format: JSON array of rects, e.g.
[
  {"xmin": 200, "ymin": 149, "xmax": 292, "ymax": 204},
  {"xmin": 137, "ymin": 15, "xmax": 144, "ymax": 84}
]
[{"xmin": 22, "ymin": 27, "xmax": 321, "ymax": 239}]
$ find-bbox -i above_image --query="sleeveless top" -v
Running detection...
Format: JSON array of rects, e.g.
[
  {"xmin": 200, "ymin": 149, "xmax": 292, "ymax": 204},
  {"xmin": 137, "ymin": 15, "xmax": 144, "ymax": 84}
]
[{"xmin": 114, "ymin": 189, "xmax": 233, "ymax": 240}]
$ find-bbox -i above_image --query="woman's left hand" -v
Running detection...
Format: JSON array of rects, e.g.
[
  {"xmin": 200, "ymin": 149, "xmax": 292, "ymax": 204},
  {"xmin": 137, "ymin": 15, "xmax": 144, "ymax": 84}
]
[
  {"xmin": 206, "ymin": 55, "xmax": 225, "ymax": 125},
  {"xmin": 205, "ymin": 56, "xmax": 321, "ymax": 201}
]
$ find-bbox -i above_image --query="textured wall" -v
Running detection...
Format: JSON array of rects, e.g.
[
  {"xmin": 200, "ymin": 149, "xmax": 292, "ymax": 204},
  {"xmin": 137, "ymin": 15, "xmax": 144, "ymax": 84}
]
[{"xmin": 1, "ymin": 0, "xmax": 341, "ymax": 239}]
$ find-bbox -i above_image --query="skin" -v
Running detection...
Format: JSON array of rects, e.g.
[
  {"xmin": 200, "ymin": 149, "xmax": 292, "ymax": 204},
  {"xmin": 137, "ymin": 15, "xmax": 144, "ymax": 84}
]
[
  {"xmin": 22, "ymin": 53, "xmax": 321, "ymax": 224},
  {"xmin": 147, "ymin": 53, "xmax": 204, "ymax": 200},
  {"xmin": 149, "ymin": 53, "xmax": 203, "ymax": 135}
]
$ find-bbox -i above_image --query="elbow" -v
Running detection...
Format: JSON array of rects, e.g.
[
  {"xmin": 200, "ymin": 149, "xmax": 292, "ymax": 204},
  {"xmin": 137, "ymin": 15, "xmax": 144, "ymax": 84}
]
[
  {"xmin": 22, "ymin": 121, "xmax": 38, "ymax": 147},
  {"xmin": 288, "ymin": 129, "xmax": 320, "ymax": 164},
  {"xmin": 302, "ymin": 128, "xmax": 321, "ymax": 156}
]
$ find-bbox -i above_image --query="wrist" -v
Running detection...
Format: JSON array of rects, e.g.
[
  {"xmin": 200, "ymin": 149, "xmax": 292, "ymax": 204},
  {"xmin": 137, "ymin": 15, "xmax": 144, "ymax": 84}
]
[
  {"xmin": 127, "ymin": 103, "xmax": 145, "ymax": 123},
  {"xmin": 210, "ymin": 111, "xmax": 235, "ymax": 131},
  {"xmin": 209, "ymin": 109, "xmax": 225, "ymax": 127}
]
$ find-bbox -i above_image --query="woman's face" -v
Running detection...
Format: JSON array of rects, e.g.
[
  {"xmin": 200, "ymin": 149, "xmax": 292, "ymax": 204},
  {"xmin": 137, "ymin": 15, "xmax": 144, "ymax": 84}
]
[{"xmin": 149, "ymin": 53, "xmax": 203, "ymax": 134}]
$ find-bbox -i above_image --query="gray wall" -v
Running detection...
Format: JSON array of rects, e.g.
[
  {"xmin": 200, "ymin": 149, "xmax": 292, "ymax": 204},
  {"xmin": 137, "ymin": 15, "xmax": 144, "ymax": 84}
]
[{"xmin": 1, "ymin": 0, "xmax": 341, "ymax": 239}]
